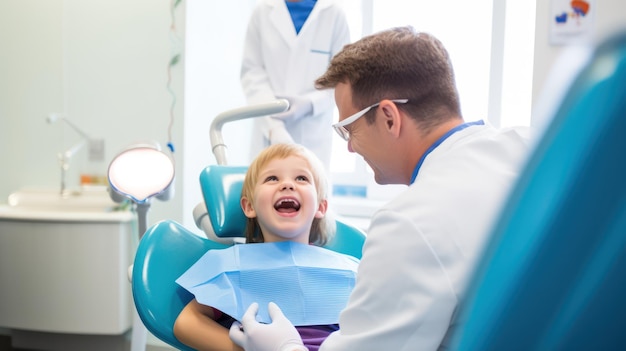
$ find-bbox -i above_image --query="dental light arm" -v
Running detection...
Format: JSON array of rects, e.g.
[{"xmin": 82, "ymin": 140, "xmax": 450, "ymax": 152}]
[
  {"xmin": 271, "ymin": 96, "xmax": 313, "ymax": 122},
  {"xmin": 60, "ymin": 140, "xmax": 88, "ymax": 166},
  {"xmin": 210, "ymin": 99, "xmax": 289, "ymax": 165}
]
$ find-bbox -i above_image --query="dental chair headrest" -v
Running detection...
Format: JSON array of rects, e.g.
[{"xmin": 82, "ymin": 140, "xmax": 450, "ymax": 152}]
[{"xmin": 193, "ymin": 166, "xmax": 248, "ymax": 244}]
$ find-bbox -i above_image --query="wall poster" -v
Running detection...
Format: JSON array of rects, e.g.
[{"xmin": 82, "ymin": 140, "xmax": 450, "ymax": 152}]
[{"xmin": 550, "ymin": 0, "xmax": 594, "ymax": 45}]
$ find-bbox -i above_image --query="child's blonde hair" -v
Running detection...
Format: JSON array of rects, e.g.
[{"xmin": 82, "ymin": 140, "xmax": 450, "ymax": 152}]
[{"xmin": 241, "ymin": 143, "xmax": 335, "ymax": 245}]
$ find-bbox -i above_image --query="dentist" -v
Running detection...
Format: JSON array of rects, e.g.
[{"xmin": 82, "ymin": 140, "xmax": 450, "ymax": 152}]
[
  {"xmin": 241, "ymin": 0, "xmax": 350, "ymax": 170},
  {"xmin": 230, "ymin": 26, "xmax": 533, "ymax": 350}
]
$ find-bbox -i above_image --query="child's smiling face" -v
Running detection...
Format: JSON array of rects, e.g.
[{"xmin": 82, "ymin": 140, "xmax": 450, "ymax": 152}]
[{"xmin": 241, "ymin": 155, "xmax": 327, "ymax": 244}]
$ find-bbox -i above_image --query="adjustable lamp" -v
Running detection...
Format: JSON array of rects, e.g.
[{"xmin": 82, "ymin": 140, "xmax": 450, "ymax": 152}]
[
  {"xmin": 107, "ymin": 142, "xmax": 175, "ymax": 351},
  {"xmin": 108, "ymin": 142, "xmax": 175, "ymax": 236},
  {"xmin": 47, "ymin": 113, "xmax": 97, "ymax": 195}
]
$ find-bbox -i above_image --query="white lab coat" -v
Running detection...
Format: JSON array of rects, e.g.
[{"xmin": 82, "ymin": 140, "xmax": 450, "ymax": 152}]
[
  {"xmin": 320, "ymin": 123, "xmax": 532, "ymax": 351},
  {"xmin": 241, "ymin": 0, "xmax": 350, "ymax": 169}
]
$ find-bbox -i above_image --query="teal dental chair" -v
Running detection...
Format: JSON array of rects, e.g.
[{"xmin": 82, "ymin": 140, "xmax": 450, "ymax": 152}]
[
  {"xmin": 131, "ymin": 101, "xmax": 366, "ymax": 351},
  {"xmin": 452, "ymin": 31, "xmax": 626, "ymax": 349}
]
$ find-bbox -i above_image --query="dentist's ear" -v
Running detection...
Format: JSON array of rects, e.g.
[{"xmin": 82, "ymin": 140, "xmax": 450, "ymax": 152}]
[
  {"xmin": 315, "ymin": 198, "xmax": 328, "ymax": 218},
  {"xmin": 380, "ymin": 99, "xmax": 403, "ymax": 138}
]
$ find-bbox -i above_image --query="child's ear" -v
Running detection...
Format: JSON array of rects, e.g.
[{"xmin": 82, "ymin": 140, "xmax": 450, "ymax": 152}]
[
  {"xmin": 241, "ymin": 197, "xmax": 256, "ymax": 218},
  {"xmin": 314, "ymin": 198, "xmax": 328, "ymax": 219}
]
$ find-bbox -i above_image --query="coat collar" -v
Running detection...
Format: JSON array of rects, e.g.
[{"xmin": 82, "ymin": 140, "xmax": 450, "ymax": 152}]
[{"xmin": 267, "ymin": 0, "xmax": 332, "ymax": 47}]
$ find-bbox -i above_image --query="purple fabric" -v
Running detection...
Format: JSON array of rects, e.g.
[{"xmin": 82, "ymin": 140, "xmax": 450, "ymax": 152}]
[{"xmin": 297, "ymin": 324, "xmax": 339, "ymax": 351}]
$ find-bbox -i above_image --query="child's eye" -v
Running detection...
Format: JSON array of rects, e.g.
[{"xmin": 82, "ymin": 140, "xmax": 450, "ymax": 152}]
[
  {"xmin": 296, "ymin": 175, "xmax": 309, "ymax": 182},
  {"xmin": 264, "ymin": 175, "xmax": 278, "ymax": 182}
]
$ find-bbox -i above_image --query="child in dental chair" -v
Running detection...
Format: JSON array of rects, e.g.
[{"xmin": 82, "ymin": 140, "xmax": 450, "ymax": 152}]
[{"xmin": 173, "ymin": 143, "xmax": 359, "ymax": 351}]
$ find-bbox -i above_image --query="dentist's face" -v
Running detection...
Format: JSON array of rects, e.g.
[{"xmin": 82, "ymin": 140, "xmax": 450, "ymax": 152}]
[
  {"xmin": 241, "ymin": 155, "xmax": 326, "ymax": 244},
  {"xmin": 335, "ymin": 82, "xmax": 393, "ymax": 185}
]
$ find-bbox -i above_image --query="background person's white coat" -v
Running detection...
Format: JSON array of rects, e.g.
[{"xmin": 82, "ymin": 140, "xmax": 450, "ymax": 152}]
[{"xmin": 241, "ymin": 0, "xmax": 350, "ymax": 169}]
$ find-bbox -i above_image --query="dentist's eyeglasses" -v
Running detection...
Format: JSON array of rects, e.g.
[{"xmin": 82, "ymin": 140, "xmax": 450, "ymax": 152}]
[{"xmin": 332, "ymin": 99, "xmax": 408, "ymax": 141}]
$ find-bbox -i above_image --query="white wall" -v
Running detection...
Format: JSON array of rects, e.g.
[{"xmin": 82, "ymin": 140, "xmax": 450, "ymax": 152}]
[
  {"xmin": 0, "ymin": 1, "xmax": 184, "ymax": 348},
  {"xmin": 0, "ymin": 0, "xmax": 185, "ymax": 227},
  {"xmin": 182, "ymin": 0, "xmax": 256, "ymax": 233}
]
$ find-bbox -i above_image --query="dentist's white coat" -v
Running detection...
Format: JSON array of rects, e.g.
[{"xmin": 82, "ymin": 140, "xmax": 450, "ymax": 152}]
[
  {"xmin": 321, "ymin": 123, "xmax": 531, "ymax": 350},
  {"xmin": 241, "ymin": 0, "xmax": 350, "ymax": 169}
]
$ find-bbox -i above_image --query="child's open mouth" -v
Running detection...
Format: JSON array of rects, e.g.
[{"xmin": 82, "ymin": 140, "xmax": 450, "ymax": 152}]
[{"xmin": 274, "ymin": 198, "xmax": 301, "ymax": 213}]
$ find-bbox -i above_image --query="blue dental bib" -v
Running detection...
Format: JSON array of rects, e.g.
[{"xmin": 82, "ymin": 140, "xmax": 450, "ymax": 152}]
[{"xmin": 176, "ymin": 241, "xmax": 359, "ymax": 326}]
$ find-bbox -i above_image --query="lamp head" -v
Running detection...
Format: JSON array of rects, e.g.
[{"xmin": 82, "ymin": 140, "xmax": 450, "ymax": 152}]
[{"xmin": 107, "ymin": 142, "xmax": 175, "ymax": 204}]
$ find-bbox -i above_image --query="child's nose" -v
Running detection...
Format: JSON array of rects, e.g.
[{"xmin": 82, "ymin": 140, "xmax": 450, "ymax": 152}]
[{"xmin": 280, "ymin": 181, "xmax": 295, "ymax": 190}]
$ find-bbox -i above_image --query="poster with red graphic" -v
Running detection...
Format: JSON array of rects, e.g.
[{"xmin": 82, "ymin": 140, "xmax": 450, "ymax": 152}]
[{"xmin": 550, "ymin": 0, "xmax": 594, "ymax": 45}]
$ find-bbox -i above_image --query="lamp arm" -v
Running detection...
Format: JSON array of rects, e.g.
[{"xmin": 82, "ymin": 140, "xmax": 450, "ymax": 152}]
[
  {"xmin": 61, "ymin": 140, "xmax": 87, "ymax": 161},
  {"xmin": 47, "ymin": 113, "xmax": 92, "ymax": 141},
  {"xmin": 61, "ymin": 117, "xmax": 92, "ymax": 141},
  {"xmin": 136, "ymin": 202, "xmax": 151, "ymax": 239},
  {"xmin": 209, "ymin": 99, "xmax": 289, "ymax": 165}
]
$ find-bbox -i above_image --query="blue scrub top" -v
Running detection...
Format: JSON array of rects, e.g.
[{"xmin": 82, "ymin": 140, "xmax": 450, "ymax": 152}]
[{"xmin": 285, "ymin": 0, "xmax": 317, "ymax": 34}]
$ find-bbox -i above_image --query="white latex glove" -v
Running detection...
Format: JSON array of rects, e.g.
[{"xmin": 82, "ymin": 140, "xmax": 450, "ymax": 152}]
[
  {"xmin": 229, "ymin": 302, "xmax": 308, "ymax": 351},
  {"xmin": 271, "ymin": 96, "xmax": 313, "ymax": 121}
]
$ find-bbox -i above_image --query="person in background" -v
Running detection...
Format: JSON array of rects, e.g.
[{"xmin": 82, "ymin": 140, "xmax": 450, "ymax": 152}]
[
  {"xmin": 241, "ymin": 0, "xmax": 351, "ymax": 170},
  {"xmin": 173, "ymin": 143, "xmax": 358, "ymax": 351},
  {"xmin": 229, "ymin": 26, "xmax": 533, "ymax": 351}
]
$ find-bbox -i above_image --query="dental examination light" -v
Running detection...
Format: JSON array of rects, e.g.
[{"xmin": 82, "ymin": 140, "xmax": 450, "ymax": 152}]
[
  {"xmin": 107, "ymin": 142, "xmax": 175, "ymax": 351},
  {"xmin": 108, "ymin": 142, "xmax": 175, "ymax": 236}
]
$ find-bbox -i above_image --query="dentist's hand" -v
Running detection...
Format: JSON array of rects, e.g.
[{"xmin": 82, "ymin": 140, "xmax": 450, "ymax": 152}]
[
  {"xmin": 229, "ymin": 302, "xmax": 307, "ymax": 351},
  {"xmin": 272, "ymin": 96, "xmax": 313, "ymax": 121}
]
